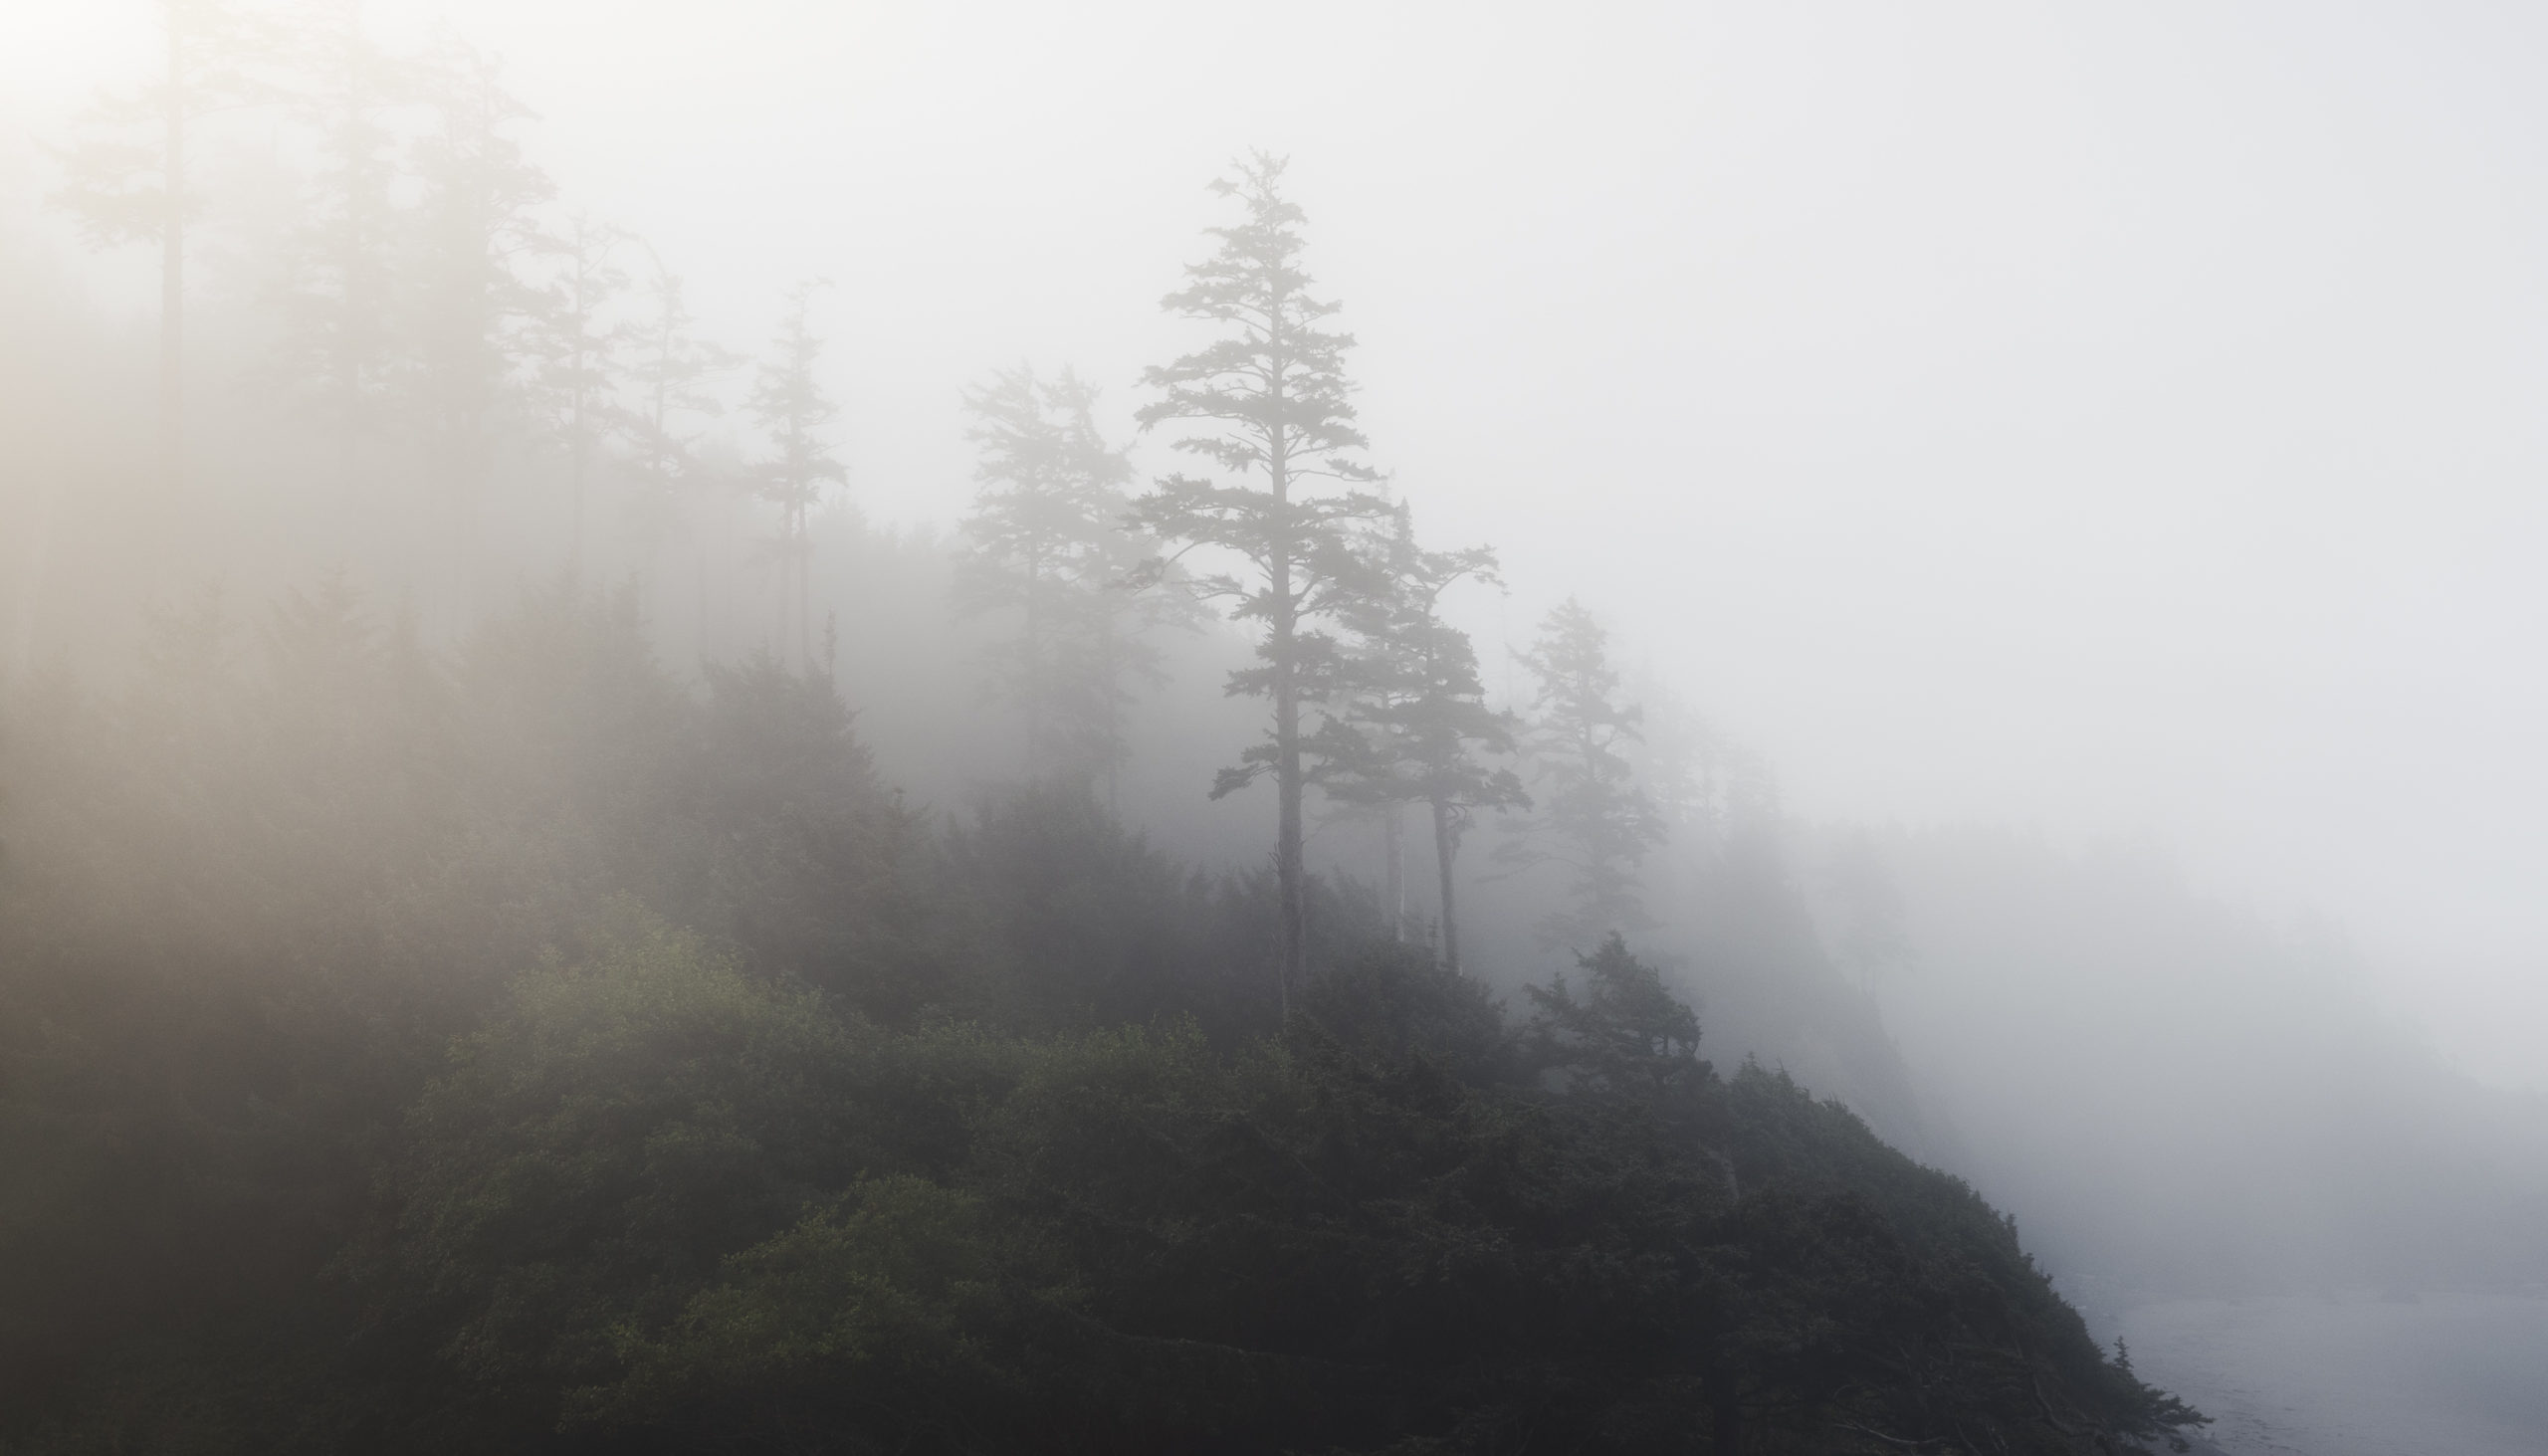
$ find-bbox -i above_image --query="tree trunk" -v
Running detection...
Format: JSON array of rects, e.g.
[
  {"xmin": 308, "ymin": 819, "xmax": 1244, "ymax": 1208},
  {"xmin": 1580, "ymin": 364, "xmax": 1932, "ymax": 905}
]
[
  {"xmin": 1431, "ymin": 795, "xmax": 1460, "ymax": 975},
  {"xmin": 1271, "ymin": 456, "xmax": 1303, "ymax": 1016},
  {"xmin": 569, "ymin": 291, "xmax": 588, "ymax": 571},
  {"xmin": 1382, "ymin": 802, "xmax": 1404, "ymax": 941},
  {"xmin": 160, "ymin": 7, "xmax": 184, "ymax": 499},
  {"xmin": 1263, "ymin": 303, "xmax": 1307, "ymax": 1014},
  {"xmin": 694, "ymin": 539, "xmax": 710, "ymax": 667},
  {"xmin": 1022, "ymin": 545, "xmax": 1043, "ymax": 780},
  {"xmin": 784, "ymin": 505, "xmax": 804, "ymax": 668},
  {"xmin": 1099, "ymin": 615, "xmax": 1122, "ymax": 813},
  {"xmin": 570, "ymin": 393, "xmax": 586, "ymax": 573}
]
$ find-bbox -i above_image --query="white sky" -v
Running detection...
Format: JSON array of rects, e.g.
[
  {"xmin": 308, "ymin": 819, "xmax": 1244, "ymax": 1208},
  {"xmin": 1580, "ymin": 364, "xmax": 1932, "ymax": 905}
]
[{"xmin": 7, "ymin": 0, "xmax": 2546, "ymax": 1089}]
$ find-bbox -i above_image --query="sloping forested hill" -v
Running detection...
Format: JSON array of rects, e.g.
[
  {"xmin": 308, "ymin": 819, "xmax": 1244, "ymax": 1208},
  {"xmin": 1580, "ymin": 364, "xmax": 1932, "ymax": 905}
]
[{"xmin": 0, "ymin": 582, "xmax": 2199, "ymax": 1454}]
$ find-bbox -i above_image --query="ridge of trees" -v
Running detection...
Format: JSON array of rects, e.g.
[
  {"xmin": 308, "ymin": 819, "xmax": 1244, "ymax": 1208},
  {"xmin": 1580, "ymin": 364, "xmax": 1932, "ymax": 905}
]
[
  {"xmin": 36, "ymin": 8, "xmax": 1673, "ymax": 987},
  {"xmin": 0, "ymin": 583, "xmax": 2204, "ymax": 1451},
  {"xmin": 956, "ymin": 364, "xmax": 1189, "ymax": 799},
  {"xmin": 7, "ymin": 12, "xmax": 2219, "ymax": 1450},
  {"xmin": 1307, "ymin": 504, "xmax": 1527, "ymax": 973}
]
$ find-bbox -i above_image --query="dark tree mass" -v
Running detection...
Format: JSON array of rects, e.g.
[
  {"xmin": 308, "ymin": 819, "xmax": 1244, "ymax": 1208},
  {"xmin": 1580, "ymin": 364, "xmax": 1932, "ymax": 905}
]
[{"xmin": 0, "ymin": 7, "xmax": 2230, "ymax": 1455}]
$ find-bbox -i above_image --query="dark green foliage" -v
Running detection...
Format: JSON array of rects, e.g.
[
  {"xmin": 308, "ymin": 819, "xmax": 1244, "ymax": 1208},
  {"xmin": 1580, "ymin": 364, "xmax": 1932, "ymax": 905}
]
[
  {"xmin": 944, "ymin": 781, "xmax": 1239, "ymax": 1036},
  {"xmin": 0, "ymin": 580, "xmax": 2200, "ymax": 1455}
]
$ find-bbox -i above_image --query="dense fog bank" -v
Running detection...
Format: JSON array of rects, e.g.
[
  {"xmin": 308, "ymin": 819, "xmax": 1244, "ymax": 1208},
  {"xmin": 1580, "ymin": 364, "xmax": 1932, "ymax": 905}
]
[
  {"xmin": 1833, "ymin": 829, "xmax": 2548, "ymax": 1300},
  {"xmin": 4, "ymin": 3, "xmax": 2546, "ymax": 1449}
]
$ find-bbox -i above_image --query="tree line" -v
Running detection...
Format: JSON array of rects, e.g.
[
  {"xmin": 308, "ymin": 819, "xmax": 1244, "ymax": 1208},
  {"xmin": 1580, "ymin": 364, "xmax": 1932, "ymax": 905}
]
[
  {"xmin": 0, "ymin": 570, "xmax": 2201, "ymax": 1451},
  {"xmin": 49, "ymin": 4, "xmax": 1677, "ymax": 1010},
  {"xmin": 5, "ymin": 8, "xmax": 2211, "ymax": 1450}
]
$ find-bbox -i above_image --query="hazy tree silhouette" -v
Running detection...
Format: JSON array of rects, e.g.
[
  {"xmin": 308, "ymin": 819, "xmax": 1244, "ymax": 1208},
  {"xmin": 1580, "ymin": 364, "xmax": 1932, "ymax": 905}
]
[
  {"xmin": 617, "ymin": 250, "xmax": 743, "ymax": 654},
  {"xmin": 618, "ymin": 251, "xmax": 739, "ymax": 536},
  {"xmin": 1309, "ymin": 504, "xmax": 1526, "ymax": 972},
  {"xmin": 748, "ymin": 280, "xmax": 847, "ymax": 672},
  {"xmin": 49, "ymin": 0, "xmax": 279, "ymax": 496},
  {"xmin": 270, "ymin": 0, "xmax": 406, "ymax": 486},
  {"xmin": 405, "ymin": 37, "xmax": 552, "ymax": 611},
  {"xmin": 1500, "ymin": 597, "xmax": 1665, "ymax": 948},
  {"xmin": 528, "ymin": 215, "xmax": 630, "ymax": 571},
  {"xmin": 1, "ymin": 19, "xmax": 2230, "ymax": 1447},
  {"xmin": 1130, "ymin": 152, "xmax": 1390, "ymax": 1010},
  {"xmin": 957, "ymin": 364, "xmax": 1177, "ymax": 794}
]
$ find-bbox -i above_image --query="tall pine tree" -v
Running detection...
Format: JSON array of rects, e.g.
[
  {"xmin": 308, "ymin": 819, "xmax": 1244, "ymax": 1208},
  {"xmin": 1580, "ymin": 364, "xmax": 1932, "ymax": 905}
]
[
  {"xmin": 957, "ymin": 364, "xmax": 1174, "ymax": 794},
  {"xmin": 1499, "ymin": 598, "xmax": 1665, "ymax": 949},
  {"xmin": 616, "ymin": 250, "xmax": 742, "ymax": 657},
  {"xmin": 1129, "ymin": 152, "xmax": 1390, "ymax": 1009},
  {"xmin": 748, "ymin": 280, "xmax": 847, "ymax": 672},
  {"xmin": 1310, "ymin": 505, "xmax": 1526, "ymax": 973},
  {"xmin": 271, "ymin": 0, "xmax": 405, "ymax": 487},
  {"xmin": 618, "ymin": 251, "xmax": 738, "ymax": 537},
  {"xmin": 528, "ymin": 215, "xmax": 631, "ymax": 570},
  {"xmin": 50, "ymin": 0, "xmax": 278, "ymax": 496},
  {"xmin": 405, "ymin": 36, "xmax": 552, "ymax": 613}
]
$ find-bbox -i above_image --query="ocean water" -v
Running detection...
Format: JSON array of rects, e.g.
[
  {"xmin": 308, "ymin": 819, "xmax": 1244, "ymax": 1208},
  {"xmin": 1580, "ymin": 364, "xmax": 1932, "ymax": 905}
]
[{"xmin": 2110, "ymin": 1291, "xmax": 2548, "ymax": 1456}]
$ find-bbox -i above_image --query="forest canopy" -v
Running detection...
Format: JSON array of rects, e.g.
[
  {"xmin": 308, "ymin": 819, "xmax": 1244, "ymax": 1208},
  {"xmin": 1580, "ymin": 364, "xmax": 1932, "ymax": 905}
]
[{"xmin": 0, "ymin": 4, "xmax": 2230, "ymax": 1452}]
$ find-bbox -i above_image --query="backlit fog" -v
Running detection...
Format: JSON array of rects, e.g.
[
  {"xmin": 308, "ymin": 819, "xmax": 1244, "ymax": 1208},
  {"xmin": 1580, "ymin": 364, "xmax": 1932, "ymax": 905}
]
[{"xmin": 2, "ymin": 4, "xmax": 2544, "ymax": 1454}]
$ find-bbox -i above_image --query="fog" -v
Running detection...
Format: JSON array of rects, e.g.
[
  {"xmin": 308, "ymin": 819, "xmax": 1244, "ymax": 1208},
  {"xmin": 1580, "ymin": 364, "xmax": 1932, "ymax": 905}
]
[
  {"xmin": 3, "ymin": 3, "xmax": 2545, "ymax": 1452},
  {"xmin": 19, "ymin": 0, "xmax": 2545, "ymax": 1086}
]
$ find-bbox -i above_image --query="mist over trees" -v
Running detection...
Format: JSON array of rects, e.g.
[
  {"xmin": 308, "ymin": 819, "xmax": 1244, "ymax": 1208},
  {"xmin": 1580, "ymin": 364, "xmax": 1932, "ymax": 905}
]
[
  {"xmin": 956, "ymin": 362, "xmax": 1179, "ymax": 799},
  {"xmin": 1128, "ymin": 150, "xmax": 1395, "ymax": 1010},
  {"xmin": 1307, "ymin": 504, "xmax": 1523, "ymax": 972},
  {"xmin": 3, "ymin": 4, "xmax": 2544, "ymax": 1454},
  {"xmin": 1500, "ymin": 596, "xmax": 1669, "ymax": 948}
]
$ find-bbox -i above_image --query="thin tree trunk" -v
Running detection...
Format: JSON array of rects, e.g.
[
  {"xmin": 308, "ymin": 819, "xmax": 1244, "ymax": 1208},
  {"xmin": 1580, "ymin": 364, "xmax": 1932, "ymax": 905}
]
[
  {"xmin": 160, "ymin": 6, "xmax": 184, "ymax": 498},
  {"xmin": 1383, "ymin": 802, "xmax": 1404, "ymax": 941},
  {"xmin": 570, "ymin": 395, "xmax": 586, "ymax": 573},
  {"xmin": 721, "ymin": 491, "xmax": 738, "ymax": 658},
  {"xmin": 1100, "ymin": 615, "xmax": 1122, "ymax": 814},
  {"xmin": 1022, "ymin": 546, "xmax": 1043, "ymax": 780},
  {"xmin": 1432, "ymin": 795, "xmax": 1460, "ymax": 975},
  {"xmin": 569, "ymin": 275, "xmax": 587, "ymax": 571},
  {"xmin": 1273, "ymin": 573, "xmax": 1301, "ymax": 1016},
  {"xmin": 694, "ymin": 538, "xmax": 710, "ymax": 667},
  {"xmin": 794, "ymin": 506, "xmax": 811, "ymax": 673},
  {"xmin": 1271, "ymin": 435, "xmax": 1303, "ymax": 1016}
]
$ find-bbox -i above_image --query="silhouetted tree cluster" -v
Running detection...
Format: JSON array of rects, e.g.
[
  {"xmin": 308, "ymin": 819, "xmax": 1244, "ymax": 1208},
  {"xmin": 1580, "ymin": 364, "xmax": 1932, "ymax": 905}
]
[
  {"xmin": 1500, "ymin": 596, "xmax": 1669, "ymax": 947},
  {"xmin": 0, "ymin": 604, "xmax": 2202, "ymax": 1449},
  {"xmin": 49, "ymin": 5, "xmax": 847, "ymax": 656},
  {"xmin": 46, "ymin": 2, "xmax": 1686, "ymax": 993},
  {"xmin": 956, "ymin": 365, "xmax": 1186, "ymax": 797},
  {"xmin": 1309, "ymin": 504, "xmax": 1527, "ymax": 971},
  {"xmin": 0, "ymin": 15, "xmax": 2215, "ymax": 1454}
]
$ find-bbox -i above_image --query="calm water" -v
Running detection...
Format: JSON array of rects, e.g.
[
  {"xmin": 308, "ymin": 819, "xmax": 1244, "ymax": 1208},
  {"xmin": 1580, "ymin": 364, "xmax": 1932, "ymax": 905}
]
[{"xmin": 2110, "ymin": 1292, "xmax": 2548, "ymax": 1456}]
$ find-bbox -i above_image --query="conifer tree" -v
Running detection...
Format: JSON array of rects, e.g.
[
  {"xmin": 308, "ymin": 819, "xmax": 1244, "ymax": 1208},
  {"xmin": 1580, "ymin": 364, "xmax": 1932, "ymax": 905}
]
[
  {"xmin": 529, "ymin": 216, "xmax": 630, "ymax": 569},
  {"xmin": 1499, "ymin": 598, "xmax": 1666, "ymax": 948},
  {"xmin": 405, "ymin": 37, "xmax": 552, "ymax": 608},
  {"xmin": 1310, "ymin": 505, "xmax": 1526, "ymax": 973},
  {"xmin": 747, "ymin": 280, "xmax": 847, "ymax": 672},
  {"xmin": 956, "ymin": 364, "xmax": 1173, "ymax": 793},
  {"xmin": 1130, "ymin": 152, "xmax": 1390, "ymax": 1008},
  {"xmin": 272, "ymin": 0, "xmax": 405, "ymax": 483},
  {"xmin": 618, "ymin": 252, "xmax": 739, "ymax": 536},
  {"xmin": 50, "ymin": 0, "xmax": 277, "ymax": 496},
  {"xmin": 616, "ymin": 251, "xmax": 743, "ymax": 655}
]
